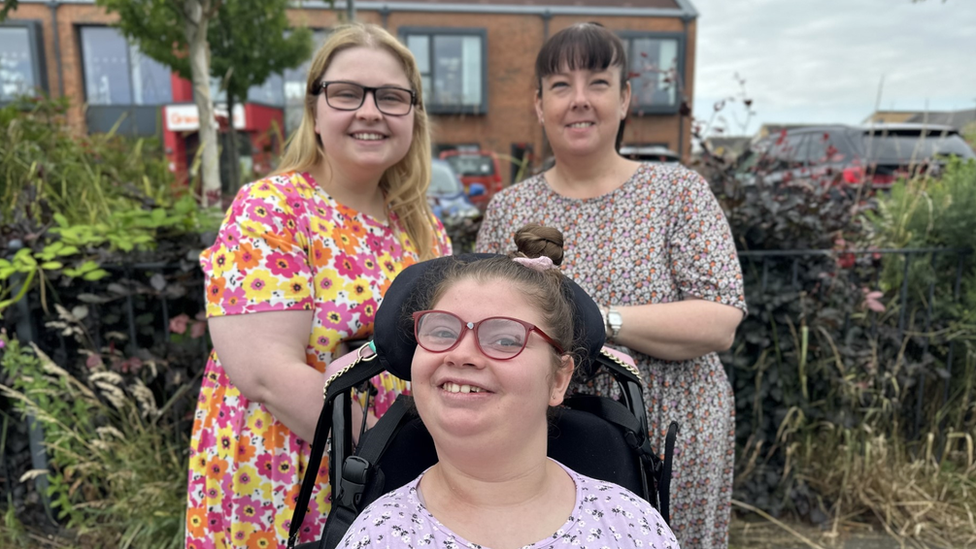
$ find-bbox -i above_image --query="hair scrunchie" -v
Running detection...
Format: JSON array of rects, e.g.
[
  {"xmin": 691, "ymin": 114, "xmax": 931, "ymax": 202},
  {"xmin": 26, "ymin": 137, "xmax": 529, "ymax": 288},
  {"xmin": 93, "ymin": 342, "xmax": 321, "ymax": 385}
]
[{"xmin": 512, "ymin": 256, "xmax": 556, "ymax": 272}]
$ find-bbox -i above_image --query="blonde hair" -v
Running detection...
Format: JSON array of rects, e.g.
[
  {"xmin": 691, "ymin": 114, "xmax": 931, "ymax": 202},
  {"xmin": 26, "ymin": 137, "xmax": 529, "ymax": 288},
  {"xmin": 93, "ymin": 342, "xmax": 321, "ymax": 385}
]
[{"xmin": 274, "ymin": 23, "xmax": 438, "ymax": 260}]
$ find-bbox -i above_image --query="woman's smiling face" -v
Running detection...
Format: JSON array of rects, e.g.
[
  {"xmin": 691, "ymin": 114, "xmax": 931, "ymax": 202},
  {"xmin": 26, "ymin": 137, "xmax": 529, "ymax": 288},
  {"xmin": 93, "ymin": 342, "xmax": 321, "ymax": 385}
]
[
  {"xmin": 535, "ymin": 64, "xmax": 630, "ymax": 160},
  {"xmin": 313, "ymin": 46, "xmax": 415, "ymax": 182},
  {"xmin": 411, "ymin": 277, "xmax": 573, "ymax": 446}
]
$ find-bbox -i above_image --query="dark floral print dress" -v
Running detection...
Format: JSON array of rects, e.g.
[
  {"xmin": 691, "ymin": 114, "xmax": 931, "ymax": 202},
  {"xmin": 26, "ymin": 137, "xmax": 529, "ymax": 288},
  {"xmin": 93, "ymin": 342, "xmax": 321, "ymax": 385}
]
[{"xmin": 476, "ymin": 163, "xmax": 746, "ymax": 549}]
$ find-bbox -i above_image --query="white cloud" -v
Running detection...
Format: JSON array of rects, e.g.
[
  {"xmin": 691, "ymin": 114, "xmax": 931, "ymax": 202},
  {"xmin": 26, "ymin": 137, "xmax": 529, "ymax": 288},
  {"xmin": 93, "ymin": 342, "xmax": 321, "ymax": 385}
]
[{"xmin": 690, "ymin": 0, "xmax": 976, "ymax": 135}]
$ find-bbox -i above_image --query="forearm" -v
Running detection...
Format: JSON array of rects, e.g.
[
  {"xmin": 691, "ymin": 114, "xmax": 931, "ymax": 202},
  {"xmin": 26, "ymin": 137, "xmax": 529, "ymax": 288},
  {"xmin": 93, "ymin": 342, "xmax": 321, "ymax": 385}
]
[
  {"xmin": 256, "ymin": 361, "xmax": 325, "ymax": 442},
  {"xmin": 611, "ymin": 299, "xmax": 743, "ymax": 361}
]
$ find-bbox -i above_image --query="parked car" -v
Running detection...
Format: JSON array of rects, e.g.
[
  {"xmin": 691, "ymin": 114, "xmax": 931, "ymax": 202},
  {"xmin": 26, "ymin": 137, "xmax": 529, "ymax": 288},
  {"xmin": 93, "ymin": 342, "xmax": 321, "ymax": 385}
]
[
  {"xmin": 619, "ymin": 145, "xmax": 681, "ymax": 164},
  {"xmin": 438, "ymin": 149, "xmax": 503, "ymax": 210},
  {"xmin": 428, "ymin": 159, "xmax": 483, "ymax": 224},
  {"xmin": 736, "ymin": 124, "xmax": 976, "ymax": 190}
]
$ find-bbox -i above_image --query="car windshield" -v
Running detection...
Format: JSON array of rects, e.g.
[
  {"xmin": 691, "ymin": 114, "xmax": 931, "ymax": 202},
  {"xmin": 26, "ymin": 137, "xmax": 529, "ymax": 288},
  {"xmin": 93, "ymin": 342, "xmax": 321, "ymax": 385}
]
[
  {"xmin": 861, "ymin": 130, "xmax": 976, "ymax": 163},
  {"xmin": 445, "ymin": 155, "xmax": 495, "ymax": 176},
  {"xmin": 430, "ymin": 163, "xmax": 463, "ymax": 195}
]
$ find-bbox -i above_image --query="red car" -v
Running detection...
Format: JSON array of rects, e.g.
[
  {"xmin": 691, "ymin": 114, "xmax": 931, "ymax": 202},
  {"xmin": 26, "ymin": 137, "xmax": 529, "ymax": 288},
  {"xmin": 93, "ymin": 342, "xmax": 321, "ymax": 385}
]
[{"xmin": 438, "ymin": 150, "xmax": 503, "ymax": 210}]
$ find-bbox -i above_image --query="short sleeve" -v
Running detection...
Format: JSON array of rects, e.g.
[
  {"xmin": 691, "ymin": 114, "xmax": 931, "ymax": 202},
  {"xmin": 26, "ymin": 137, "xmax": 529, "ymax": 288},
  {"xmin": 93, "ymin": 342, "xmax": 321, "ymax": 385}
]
[
  {"xmin": 201, "ymin": 177, "xmax": 314, "ymax": 318},
  {"xmin": 667, "ymin": 170, "xmax": 747, "ymax": 314},
  {"xmin": 431, "ymin": 213, "xmax": 453, "ymax": 256}
]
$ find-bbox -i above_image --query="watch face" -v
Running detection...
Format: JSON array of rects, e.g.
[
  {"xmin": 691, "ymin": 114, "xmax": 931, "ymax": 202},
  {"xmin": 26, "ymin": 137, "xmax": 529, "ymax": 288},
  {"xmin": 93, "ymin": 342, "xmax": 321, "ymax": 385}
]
[{"xmin": 608, "ymin": 309, "xmax": 622, "ymax": 336}]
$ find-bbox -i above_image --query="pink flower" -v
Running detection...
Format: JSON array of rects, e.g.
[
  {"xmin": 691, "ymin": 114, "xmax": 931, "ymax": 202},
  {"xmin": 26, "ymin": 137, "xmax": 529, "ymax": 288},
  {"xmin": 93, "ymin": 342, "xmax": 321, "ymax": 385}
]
[
  {"xmin": 317, "ymin": 301, "xmax": 351, "ymax": 330},
  {"xmin": 255, "ymin": 454, "xmax": 273, "ymax": 478},
  {"xmin": 862, "ymin": 288, "xmax": 886, "ymax": 313},
  {"xmin": 170, "ymin": 313, "xmax": 190, "ymax": 334},
  {"xmin": 271, "ymin": 455, "xmax": 295, "ymax": 483},
  {"xmin": 267, "ymin": 251, "xmax": 302, "ymax": 278},
  {"xmin": 222, "ymin": 287, "xmax": 248, "ymax": 315},
  {"xmin": 85, "ymin": 354, "xmax": 103, "ymax": 369},
  {"xmin": 334, "ymin": 253, "xmax": 359, "ymax": 278},
  {"xmin": 236, "ymin": 495, "xmax": 267, "ymax": 525},
  {"xmin": 351, "ymin": 298, "xmax": 379, "ymax": 325}
]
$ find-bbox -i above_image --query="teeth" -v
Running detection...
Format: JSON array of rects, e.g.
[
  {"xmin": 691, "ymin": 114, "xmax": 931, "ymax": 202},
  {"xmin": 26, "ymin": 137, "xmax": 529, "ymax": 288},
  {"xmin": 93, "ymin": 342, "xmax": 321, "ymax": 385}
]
[
  {"xmin": 569, "ymin": 122, "xmax": 593, "ymax": 128},
  {"xmin": 352, "ymin": 133, "xmax": 384, "ymax": 140},
  {"xmin": 442, "ymin": 383, "xmax": 483, "ymax": 394}
]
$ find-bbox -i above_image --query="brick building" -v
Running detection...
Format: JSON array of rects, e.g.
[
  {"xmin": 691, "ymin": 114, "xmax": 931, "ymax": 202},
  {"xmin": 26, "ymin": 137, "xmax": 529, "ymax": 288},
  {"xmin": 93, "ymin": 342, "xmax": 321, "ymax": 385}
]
[{"xmin": 2, "ymin": 0, "xmax": 699, "ymax": 186}]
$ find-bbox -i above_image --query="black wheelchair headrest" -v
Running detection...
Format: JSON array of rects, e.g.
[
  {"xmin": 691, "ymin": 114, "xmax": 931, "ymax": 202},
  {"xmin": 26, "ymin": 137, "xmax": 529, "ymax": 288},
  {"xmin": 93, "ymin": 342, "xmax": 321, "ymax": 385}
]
[{"xmin": 373, "ymin": 253, "xmax": 606, "ymax": 380}]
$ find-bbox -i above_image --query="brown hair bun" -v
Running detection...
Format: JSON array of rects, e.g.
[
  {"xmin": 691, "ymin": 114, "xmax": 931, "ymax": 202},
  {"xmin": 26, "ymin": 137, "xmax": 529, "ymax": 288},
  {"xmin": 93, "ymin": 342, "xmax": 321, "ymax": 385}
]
[{"xmin": 513, "ymin": 223, "xmax": 565, "ymax": 266}]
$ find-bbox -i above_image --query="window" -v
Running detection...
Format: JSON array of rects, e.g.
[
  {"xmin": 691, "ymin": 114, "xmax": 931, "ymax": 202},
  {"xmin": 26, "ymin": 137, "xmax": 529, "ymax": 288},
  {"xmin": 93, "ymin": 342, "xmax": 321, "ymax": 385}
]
[
  {"xmin": 1, "ymin": 22, "xmax": 47, "ymax": 102},
  {"xmin": 400, "ymin": 28, "xmax": 487, "ymax": 114},
  {"xmin": 620, "ymin": 32, "xmax": 685, "ymax": 114},
  {"xmin": 80, "ymin": 27, "xmax": 172, "ymax": 105}
]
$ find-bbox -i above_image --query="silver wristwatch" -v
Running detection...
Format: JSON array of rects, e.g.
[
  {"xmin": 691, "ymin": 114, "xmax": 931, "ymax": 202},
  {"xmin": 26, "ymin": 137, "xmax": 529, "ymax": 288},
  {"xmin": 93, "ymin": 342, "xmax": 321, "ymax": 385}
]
[{"xmin": 606, "ymin": 306, "xmax": 623, "ymax": 340}]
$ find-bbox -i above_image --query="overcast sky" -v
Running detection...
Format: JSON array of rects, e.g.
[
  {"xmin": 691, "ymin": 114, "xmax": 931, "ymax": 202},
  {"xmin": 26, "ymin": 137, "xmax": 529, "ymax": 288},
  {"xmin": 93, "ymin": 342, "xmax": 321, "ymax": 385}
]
[{"xmin": 689, "ymin": 0, "xmax": 976, "ymax": 137}]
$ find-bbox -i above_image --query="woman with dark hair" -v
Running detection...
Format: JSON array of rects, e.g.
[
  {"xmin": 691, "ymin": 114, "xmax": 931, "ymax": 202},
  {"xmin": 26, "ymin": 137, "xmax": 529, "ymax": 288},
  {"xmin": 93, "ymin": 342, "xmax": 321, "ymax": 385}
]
[
  {"xmin": 339, "ymin": 224, "xmax": 679, "ymax": 549},
  {"xmin": 476, "ymin": 22, "xmax": 746, "ymax": 549}
]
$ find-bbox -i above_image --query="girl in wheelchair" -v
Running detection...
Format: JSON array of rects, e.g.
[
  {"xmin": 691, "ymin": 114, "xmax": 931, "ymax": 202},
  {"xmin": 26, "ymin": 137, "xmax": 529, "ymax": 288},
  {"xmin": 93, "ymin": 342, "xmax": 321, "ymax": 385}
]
[{"xmin": 336, "ymin": 224, "xmax": 679, "ymax": 548}]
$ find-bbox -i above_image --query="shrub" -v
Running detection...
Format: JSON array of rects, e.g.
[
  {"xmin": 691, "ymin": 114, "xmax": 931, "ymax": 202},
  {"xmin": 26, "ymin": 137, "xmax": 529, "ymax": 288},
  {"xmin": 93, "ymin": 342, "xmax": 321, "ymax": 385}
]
[{"xmin": 703, "ymin": 142, "xmax": 976, "ymax": 544}]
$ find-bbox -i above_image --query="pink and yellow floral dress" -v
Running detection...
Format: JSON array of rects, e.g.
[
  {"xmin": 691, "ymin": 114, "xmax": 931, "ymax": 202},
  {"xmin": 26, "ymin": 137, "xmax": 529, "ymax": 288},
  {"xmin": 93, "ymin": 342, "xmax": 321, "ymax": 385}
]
[{"xmin": 185, "ymin": 171, "xmax": 450, "ymax": 549}]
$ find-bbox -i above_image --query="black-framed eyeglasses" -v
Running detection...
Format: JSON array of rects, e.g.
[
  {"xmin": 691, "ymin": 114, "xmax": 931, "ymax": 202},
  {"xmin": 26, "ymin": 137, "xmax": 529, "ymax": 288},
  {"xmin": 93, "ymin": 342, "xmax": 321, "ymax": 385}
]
[
  {"xmin": 313, "ymin": 80, "xmax": 417, "ymax": 116},
  {"xmin": 412, "ymin": 310, "xmax": 564, "ymax": 361}
]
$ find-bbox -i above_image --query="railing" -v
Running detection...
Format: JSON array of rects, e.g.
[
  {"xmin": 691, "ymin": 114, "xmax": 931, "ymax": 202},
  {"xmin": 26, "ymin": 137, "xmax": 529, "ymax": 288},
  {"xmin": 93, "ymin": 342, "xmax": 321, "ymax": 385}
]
[
  {"xmin": 3, "ymin": 248, "xmax": 974, "ymax": 516},
  {"xmin": 1, "ymin": 261, "xmax": 208, "ymax": 518}
]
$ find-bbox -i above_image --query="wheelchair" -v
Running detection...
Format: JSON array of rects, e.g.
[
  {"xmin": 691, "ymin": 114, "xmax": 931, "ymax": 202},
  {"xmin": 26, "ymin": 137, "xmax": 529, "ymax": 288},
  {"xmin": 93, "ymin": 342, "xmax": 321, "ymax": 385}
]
[{"xmin": 287, "ymin": 253, "xmax": 678, "ymax": 549}]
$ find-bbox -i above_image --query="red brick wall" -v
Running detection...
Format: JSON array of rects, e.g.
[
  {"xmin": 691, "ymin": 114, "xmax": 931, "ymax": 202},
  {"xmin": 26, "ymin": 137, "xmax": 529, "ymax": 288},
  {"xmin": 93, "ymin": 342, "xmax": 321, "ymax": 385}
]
[{"xmin": 5, "ymin": 4, "xmax": 695, "ymax": 174}]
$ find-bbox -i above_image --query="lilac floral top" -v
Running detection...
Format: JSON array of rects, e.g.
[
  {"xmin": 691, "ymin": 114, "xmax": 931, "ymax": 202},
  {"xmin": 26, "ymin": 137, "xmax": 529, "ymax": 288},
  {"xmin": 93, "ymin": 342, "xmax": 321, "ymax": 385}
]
[{"xmin": 338, "ymin": 460, "xmax": 679, "ymax": 549}]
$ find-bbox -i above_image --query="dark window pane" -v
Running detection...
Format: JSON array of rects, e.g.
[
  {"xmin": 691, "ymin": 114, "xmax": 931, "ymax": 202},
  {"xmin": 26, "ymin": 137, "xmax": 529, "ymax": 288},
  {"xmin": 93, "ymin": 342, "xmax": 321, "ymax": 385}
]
[
  {"xmin": 129, "ymin": 45, "xmax": 172, "ymax": 105},
  {"xmin": 630, "ymin": 37, "xmax": 679, "ymax": 107},
  {"xmin": 0, "ymin": 27, "xmax": 36, "ymax": 100},
  {"xmin": 81, "ymin": 27, "xmax": 132, "ymax": 105},
  {"xmin": 407, "ymin": 35, "xmax": 430, "ymax": 74},
  {"xmin": 862, "ymin": 132, "xmax": 976, "ymax": 162},
  {"xmin": 432, "ymin": 35, "xmax": 481, "ymax": 107}
]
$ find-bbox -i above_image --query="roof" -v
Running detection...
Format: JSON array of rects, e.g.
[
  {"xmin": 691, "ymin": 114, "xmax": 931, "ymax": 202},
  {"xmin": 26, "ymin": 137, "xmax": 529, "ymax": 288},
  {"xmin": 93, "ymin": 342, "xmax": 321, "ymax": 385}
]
[
  {"xmin": 703, "ymin": 136, "xmax": 751, "ymax": 156},
  {"xmin": 372, "ymin": 0, "xmax": 680, "ymax": 7},
  {"xmin": 864, "ymin": 109, "xmax": 976, "ymax": 131},
  {"xmin": 755, "ymin": 123, "xmax": 835, "ymax": 139},
  {"xmin": 857, "ymin": 122, "xmax": 959, "ymax": 133},
  {"xmin": 312, "ymin": 0, "xmax": 697, "ymax": 17},
  {"xmin": 906, "ymin": 110, "xmax": 976, "ymax": 130}
]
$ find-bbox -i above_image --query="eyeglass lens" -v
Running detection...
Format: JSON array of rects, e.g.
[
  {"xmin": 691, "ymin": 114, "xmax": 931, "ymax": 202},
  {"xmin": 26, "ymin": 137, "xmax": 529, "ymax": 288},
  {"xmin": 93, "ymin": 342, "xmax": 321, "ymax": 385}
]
[
  {"xmin": 325, "ymin": 82, "xmax": 413, "ymax": 116},
  {"xmin": 416, "ymin": 312, "xmax": 531, "ymax": 359}
]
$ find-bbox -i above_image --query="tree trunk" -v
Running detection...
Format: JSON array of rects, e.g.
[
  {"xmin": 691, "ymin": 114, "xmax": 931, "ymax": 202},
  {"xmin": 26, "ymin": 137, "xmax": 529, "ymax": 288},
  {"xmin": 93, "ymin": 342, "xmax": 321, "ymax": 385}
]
[
  {"xmin": 184, "ymin": 0, "xmax": 222, "ymax": 207},
  {"xmin": 227, "ymin": 90, "xmax": 241, "ymax": 192}
]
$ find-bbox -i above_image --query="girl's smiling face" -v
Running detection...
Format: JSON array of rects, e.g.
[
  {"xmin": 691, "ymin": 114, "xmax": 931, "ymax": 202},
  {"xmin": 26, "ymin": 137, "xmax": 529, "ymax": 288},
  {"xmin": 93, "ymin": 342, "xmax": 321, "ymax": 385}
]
[
  {"xmin": 313, "ymin": 46, "xmax": 415, "ymax": 182},
  {"xmin": 411, "ymin": 277, "xmax": 573, "ymax": 445}
]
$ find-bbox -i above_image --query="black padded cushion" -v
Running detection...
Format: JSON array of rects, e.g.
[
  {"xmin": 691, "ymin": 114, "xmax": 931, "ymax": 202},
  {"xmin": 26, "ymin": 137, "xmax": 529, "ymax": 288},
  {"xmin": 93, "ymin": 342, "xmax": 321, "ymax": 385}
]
[
  {"xmin": 358, "ymin": 406, "xmax": 644, "ymax": 499},
  {"xmin": 372, "ymin": 253, "xmax": 607, "ymax": 380}
]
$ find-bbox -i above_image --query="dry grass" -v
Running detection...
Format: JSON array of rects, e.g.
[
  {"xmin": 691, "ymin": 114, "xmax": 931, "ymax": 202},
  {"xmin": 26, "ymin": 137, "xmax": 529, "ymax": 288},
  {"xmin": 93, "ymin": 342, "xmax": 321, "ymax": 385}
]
[{"xmin": 798, "ymin": 426, "xmax": 976, "ymax": 549}]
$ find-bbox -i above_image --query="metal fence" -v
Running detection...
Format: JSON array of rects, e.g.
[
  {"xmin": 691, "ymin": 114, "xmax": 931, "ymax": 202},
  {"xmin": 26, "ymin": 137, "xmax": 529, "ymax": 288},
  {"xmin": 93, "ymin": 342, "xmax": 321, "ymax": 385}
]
[
  {"xmin": 2, "ymin": 248, "xmax": 974, "ymax": 516},
  {"xmin": 1, "ymin": 261, "xmax": 208, "ymax": 521}
]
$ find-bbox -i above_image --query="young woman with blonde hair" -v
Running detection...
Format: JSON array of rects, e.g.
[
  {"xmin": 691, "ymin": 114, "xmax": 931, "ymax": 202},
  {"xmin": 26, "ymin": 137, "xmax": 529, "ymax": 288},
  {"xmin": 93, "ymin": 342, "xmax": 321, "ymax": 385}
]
[{"xmin": 185, "ymin": 22, "xmax": 450, "ymax": 548}]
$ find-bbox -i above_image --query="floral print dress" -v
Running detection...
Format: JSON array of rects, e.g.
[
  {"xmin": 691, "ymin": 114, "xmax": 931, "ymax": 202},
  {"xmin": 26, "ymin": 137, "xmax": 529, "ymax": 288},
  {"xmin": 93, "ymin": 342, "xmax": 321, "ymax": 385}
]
[
  {"xmin": 339, "ymin": 460, "xmax": 679, "ymax": 548},
  {"xmin": 476, "ymin": 164, "xmax": 746, "ymax": 549},
  {"xmin": 185, "ymin": 171, "xmax": 451, "ymax": 549}
]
